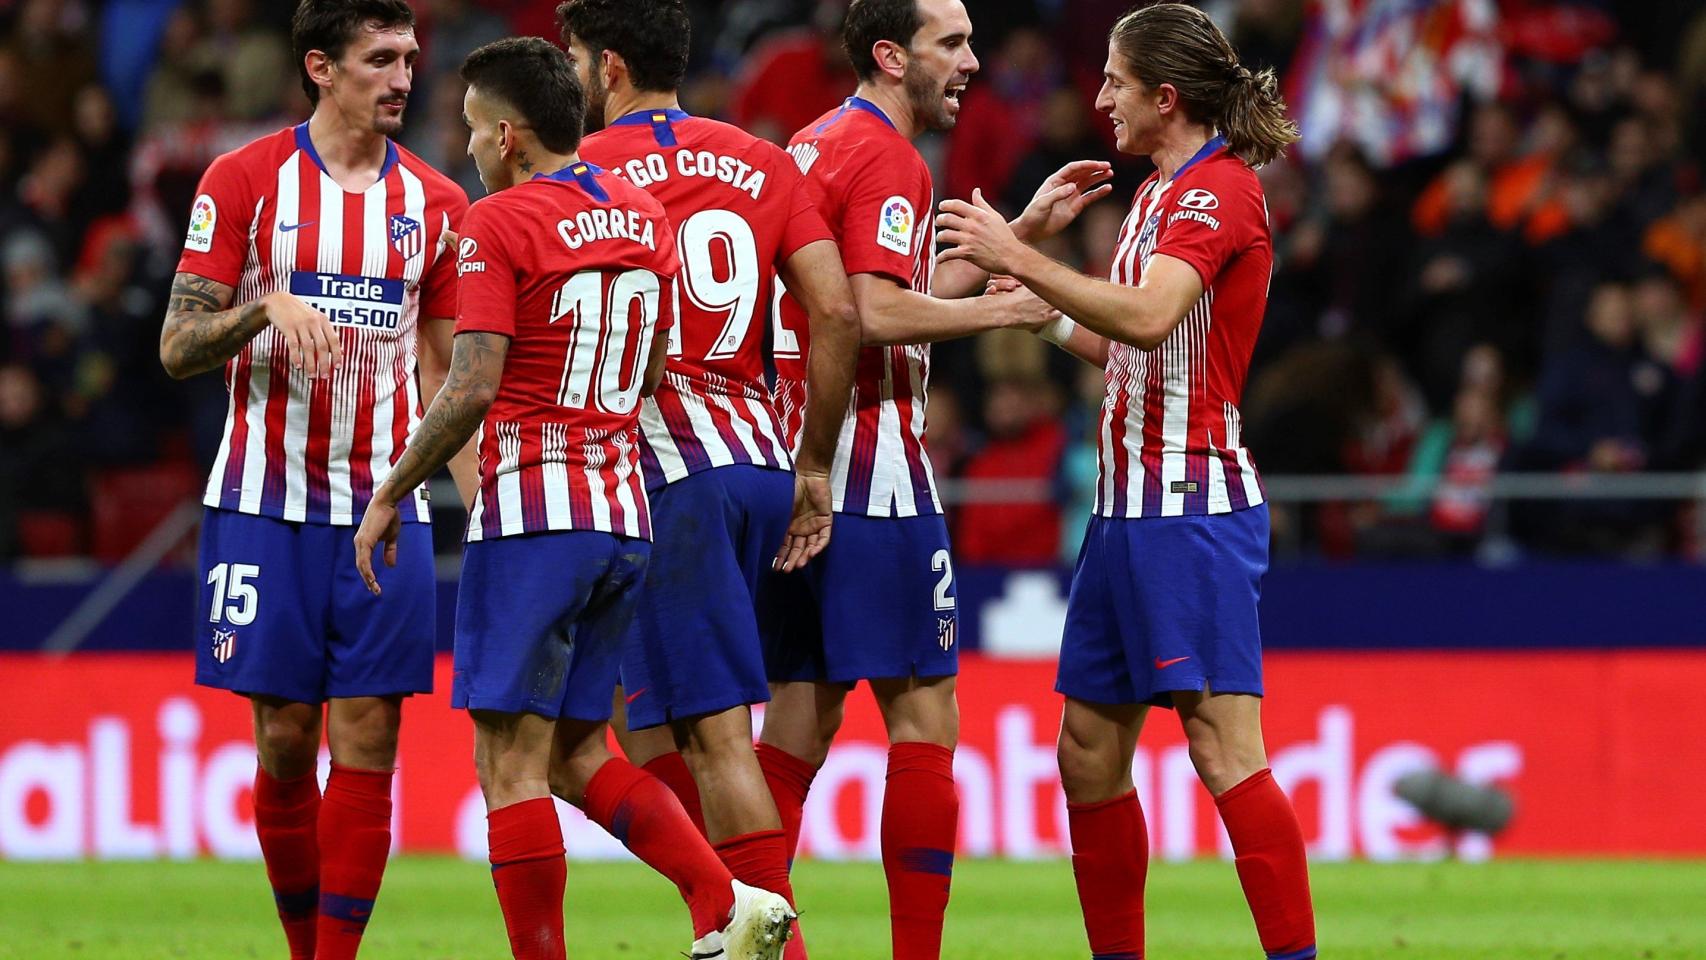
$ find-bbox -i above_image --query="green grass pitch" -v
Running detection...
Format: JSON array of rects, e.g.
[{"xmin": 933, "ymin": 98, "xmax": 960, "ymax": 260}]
[{"xmin": 1, "ymin": 857, "xmax": 1703, "ymax": 958}]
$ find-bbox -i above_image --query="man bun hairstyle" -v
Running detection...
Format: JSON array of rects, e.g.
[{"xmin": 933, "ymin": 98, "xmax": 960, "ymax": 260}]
[
  {"xmin": 291, "ymin": 0, "xmax": 416, "ymax": 104},
  {"xmin": 842, "ymin": 0, "xmax": 923, "ymax": 82},
  {"xmin": 1110, "ymin": 2, "xmax": 1299, "ymax": 167},
  {"xmin": 459, "ymin": 37, "xmax": 587, "ymax": 155},
  {"xmin": 555, "ymin": 0, "xmax": 691, "ymax": 93}
]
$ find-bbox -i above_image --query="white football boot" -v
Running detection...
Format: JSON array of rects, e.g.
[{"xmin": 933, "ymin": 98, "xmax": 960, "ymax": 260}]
[{"xmin": 688, "ymin": 879, "xmax": 795, "ymax": 960}]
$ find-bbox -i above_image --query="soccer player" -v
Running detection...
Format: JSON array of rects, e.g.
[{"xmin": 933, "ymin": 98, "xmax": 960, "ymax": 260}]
[
  {"xmin": 934, "ymin": 5, "xmax": 1319, "ymax": 959},
  {"xmin": 353, "ymin": 37, "xmax": 795, "ymax": 960},
  {"xmin": 751, "ymin": 1, "xmax": 1092, "ymax": 957},
  {"xmin": 555, "ymin": 0, "xmax": 859, "ymax": 946},
  {"xmin": 158, "ymin": 3, "xmax": 469, "ymax": 957}
]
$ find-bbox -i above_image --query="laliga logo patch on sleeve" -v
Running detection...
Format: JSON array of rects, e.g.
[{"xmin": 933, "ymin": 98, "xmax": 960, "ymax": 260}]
[
  {"xmin": 877, "ymin": 196, "xmax": 915, "ymax": 256},
  {"xmin": 185, "ymin": 194, "xmax": 217, "ymax": 253}
]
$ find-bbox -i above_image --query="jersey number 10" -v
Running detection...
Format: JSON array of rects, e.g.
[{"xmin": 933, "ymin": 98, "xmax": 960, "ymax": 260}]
[{"xmin": 549, "ymin": 268, "xmax": 663, "ymax": 415}]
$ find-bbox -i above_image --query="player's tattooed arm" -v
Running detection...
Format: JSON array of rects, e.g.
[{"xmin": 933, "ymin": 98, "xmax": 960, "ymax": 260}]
[
  {"xmin": 376, "ymin": 331, "xmax": 507, "ymax": 506},
  {"xmin": 357, "ymin": 330, "xmax": 507, "ymax": 595},
  {"xmin": 158, "ymin": 273, "xmax": 267, "ymax": 379},
  {"xmin": 160, "ymin": 273, "xmax": 343, "ymax": 379}
]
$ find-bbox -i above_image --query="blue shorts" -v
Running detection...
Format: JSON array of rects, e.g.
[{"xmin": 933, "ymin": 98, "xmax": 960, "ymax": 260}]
[
  {"xmin": 454, "ymin": 531, "xmax": 650, "ymax": 721},
  {"xmin": 1056, "ymin": 505, "xmax": 1269, "ymax": 708},
  {"xmin": 621, "ymin": 465, "xmax": 794, "ymax": 729},
  {"xmin": 194, "ymin": 508, "xmax": 435, "ymax": 704},
  {"xmin": 767, "ymin": 512, "xmax": 959, "ymax": 686}
]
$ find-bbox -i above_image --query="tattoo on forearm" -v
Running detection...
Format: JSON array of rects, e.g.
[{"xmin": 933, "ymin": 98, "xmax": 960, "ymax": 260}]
[
  {"xmin": 160, "ymin": 273, "xmax": 267, "ymax": 376},
  {"xmin": 381, "ymin": 332, "xmax": 505, "ymax": 500}
]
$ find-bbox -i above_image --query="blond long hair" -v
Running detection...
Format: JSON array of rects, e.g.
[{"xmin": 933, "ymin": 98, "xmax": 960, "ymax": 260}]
[{"xmin": 1110, "ymin": 3, "xmax": 1299, "ymax": 167}]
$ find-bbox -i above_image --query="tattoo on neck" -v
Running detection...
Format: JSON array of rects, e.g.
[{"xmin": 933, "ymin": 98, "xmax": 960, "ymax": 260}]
[{"xmin": 517, "ymin": 150, "xmax": 534, "ymax": 174}]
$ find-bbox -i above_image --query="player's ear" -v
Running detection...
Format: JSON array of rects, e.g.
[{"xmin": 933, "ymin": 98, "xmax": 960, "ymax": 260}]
[
  {"xmin": 304, "ymin": 49, "xmax": 335, "ymax": 97},
  {"xmin": 1155, "ymin": 82, "xmax": 1180, "ymax": 117},
  {"xmin": 873, "ymin": 39, "xmax": 908, "ymax": 82},
  {"xmin": 601, "ymin": 49, "xmax": 623, "ymax": 91}
]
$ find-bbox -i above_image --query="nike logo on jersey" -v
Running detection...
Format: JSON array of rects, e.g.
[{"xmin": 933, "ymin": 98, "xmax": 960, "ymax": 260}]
[
  {"xmin": 1154, "ymin": 656, "xmax": 1191, "ymax": 670},
  {"xmin": 278, "ymin": 221, "xmax": 316, "ymax": 233}
]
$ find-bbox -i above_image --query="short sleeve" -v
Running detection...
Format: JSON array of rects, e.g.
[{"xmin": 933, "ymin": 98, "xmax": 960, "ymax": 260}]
[
  {"xmin": 1152, "ymin": 170, "xmax": 1260, "ymax": 289},
  {"xmin": 769, "ymin": 152, "xmax": 835, "ymax": 263},
  {"xmin": 175, "ymin": 152, "xmax": 253, "ymax": 287},
  {"xmin": 453, "ymin": 202, "xmax": 518, "ymax": 338},
  {"xmin": 837, "ymin": 151, "xmax": 926, "ymax": 285},
  {"xmin": 418, "ymin": 185, "xmax": 470, "ymax": 320},
  {"xmin": 650, "ymin": 203, "xmax": 681, "ymax": 334}
]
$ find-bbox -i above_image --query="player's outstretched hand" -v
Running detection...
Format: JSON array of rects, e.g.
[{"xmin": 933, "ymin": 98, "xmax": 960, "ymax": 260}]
[
  {"xmin": 353, "ymin": 497, "xmax": 402, "ymax": 596},
  {"xmin": 774, "ymin": 471, "xmax": 833, "ymax": 573},
  {"xmin": 937, "ymin": 189, "xmax": 1025, "ymax": 275},
  {"xmin": 1014, "ymin": 160, "xmax": 1115, "ymax": 242},
  {"xmin": 263, "ymin": 291, "xmax": 341, "ymax": 379}
]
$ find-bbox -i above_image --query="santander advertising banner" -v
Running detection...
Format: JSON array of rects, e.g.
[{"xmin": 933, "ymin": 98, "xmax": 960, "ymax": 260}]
[{"xmin": 2, "ymin": 651, "xmax": 1704, "ymax": 862}]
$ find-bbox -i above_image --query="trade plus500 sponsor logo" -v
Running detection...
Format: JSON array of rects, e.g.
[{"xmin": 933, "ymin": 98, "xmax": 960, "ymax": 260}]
[{"xmin": 289, "ymin": 271, "xmax": 407, "ymax": 331}]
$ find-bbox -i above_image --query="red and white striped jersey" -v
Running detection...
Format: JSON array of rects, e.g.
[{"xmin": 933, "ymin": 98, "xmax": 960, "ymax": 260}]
[
  {"xmin": 1099, "ymin": 137, "xmax": 1268, "ymax": 518},
  {"xmin": 454, "ymin": 163, "xmax": 679, "ymax": 542},
  {"xmin": 776, "ymin": 98, "xmax": 940, "ymax": 518},
  {"xmin": 579, "ymin": 109, "xmax": 832, "ymax": 491},
  {"xmin": 176, "ymin": 124, "xmax": 467, "ymax": 525}
]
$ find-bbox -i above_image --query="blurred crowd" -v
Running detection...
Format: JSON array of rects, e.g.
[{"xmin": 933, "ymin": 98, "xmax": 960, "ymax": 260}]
[{"xmin": 3, "ymin": 0, "xmax": 1706, "ymax": 564}]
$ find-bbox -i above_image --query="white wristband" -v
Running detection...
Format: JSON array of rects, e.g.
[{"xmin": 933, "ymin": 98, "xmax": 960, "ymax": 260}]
[{"xmin": 1040, "ymin": 315, "xmax": 1078, "ymax": 346}]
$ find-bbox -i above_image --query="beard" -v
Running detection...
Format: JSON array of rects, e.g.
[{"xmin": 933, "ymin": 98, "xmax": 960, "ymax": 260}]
[
  {"xmin": 903, "ymin": 61, "xmax": 953, "ymax": 132},
  {"xmin": 372, "ymin": 97, "xmax": 407, "ymax": 137},
  {"xmin": 582, "ymin": 70, "xmax": 609, "ymax": 134}
]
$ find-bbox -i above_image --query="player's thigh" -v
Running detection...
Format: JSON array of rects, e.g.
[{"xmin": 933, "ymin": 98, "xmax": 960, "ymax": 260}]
[
  {"xmin": 327, "ymin": 520, "xmax": 436, "ymax": 700},
  {"xmin": 1057, "ymin": 696, "xmax": 1149, "ymax": 803},
  {"xmin": 1055, "ymin": 517, "xmax": 1142, "ymax": 706},
  {"xmin": 870, "ymin": 674, "xmax": 959, "ymax": 749},
  {"xmin": 815, "ymin": 513, "xmax": 960, "ymax": 683},
  {"xmin": 1174, "ymin": 688, "xmax": 1268, "ymax": 796},
  {"xmin": 453, "ymin": 531, "xmax": 622, "ymax": 719},
  {"xmin": 196, "ymin": 509, "xmax": 327, "ymax": 704},
  {"xmin": 622, "ymin": 471, "xmax": 773, "ymax": 728},
  {"xmin": 559, "ymin": 538, "xmax": 652, "ymax": 725}
]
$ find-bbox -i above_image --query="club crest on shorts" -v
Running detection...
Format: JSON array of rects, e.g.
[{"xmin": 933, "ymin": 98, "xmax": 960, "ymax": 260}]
[
  {"xmin": 936, "ymin": 615, "xmax": 957, "ymax": 652},
  {"xmin": 389, "ymin": 214, "xmax": 423, "ymax": 259},
  {"xmin": 210, "ymin": 628, "xmax": 237, "ymax": 664}
]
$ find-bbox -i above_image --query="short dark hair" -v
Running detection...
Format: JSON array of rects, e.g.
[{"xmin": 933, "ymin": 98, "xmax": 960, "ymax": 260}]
[
  {"xmin": 291, "ymin": 0, "xmax": 416, "ymax": 104},
  {"xmin": 842, "ymin": 0, "xmax": 923, "ymax": 81},
  {"xmin": 459, "ymin": 37, "xmax": 586, "ymax": 154},
  {"xmin": 555, "ymin": 0, "xmax": 690, "ymax": 93}
]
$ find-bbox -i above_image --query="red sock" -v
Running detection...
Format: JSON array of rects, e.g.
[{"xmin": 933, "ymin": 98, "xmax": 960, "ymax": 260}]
[
  {"xmin": 315, "ymin": 765, "xmax": 393, "ymax": 960},
  {"xmin": 1215, "ymin": 769, "xmax": 1316, "ymax": 959},
  {"xmin": 583, "ymin": 759, "xmax": 734, "ymax": 938},
  {"xmin": 714, "ymin": 829, "xmax": 800, "ymax": 945},
  {"xmin": 642, "ymin": 752, "xmax": 707, "ymax": 836},
  {"xmin": 1067, "ymin": 790, "xmax": 1147, "ymax": 959},
  {"xmin": 882, "ymin": 742, "xmax": 958, "ymax": 960},
  {"xmin": 254, "ymin": 768, "xmax": 320, "ymax": 960},
  {"xmin": 488, "ymin": 797, "xmax": 567, "ymax": 960},
  {"xmin": 756, "ymin": 743, "xmax": 817, "ymax": 867}
]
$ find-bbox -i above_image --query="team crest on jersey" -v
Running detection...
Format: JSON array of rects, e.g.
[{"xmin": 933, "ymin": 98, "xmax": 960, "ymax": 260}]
[
  {"xmin": 877, "ymin": 196, "xmax": 915, "ymax": 255},
  {"xmin": 936, "ymin": 615, "xmax": 957, "ymax": 652},
  {"xmin": 210, "ymin": 628, "xmax": 237, "ymax": 664},
  {"xmin": 389, "ymin": 214, "xmax": 423, "ymax": 259},
  {"xmin": 185, "ymin": 194, "xmax": 217, "ymax": 253}
]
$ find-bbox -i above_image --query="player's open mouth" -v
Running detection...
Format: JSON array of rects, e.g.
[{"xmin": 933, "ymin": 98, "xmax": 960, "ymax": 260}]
[{"xmin": 944, "ymin": 82, "xmax": 967, "ymax": 110}]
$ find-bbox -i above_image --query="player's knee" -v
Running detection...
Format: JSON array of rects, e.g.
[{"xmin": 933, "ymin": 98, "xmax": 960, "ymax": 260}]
[
  {"xmin": 255, "ymin": 716, "xmax": 320, "ymax": 776},
  {"xmin": 1056, "ymin": 733, "xmax": 1121, "ymax": 803},
  {"xmin": 1186, "ymin": 737, "xmax": 1263, "ymax": 796}
]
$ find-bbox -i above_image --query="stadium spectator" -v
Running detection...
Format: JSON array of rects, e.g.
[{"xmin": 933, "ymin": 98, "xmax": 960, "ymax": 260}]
[
  {"xmin": 187, "ymin": 0, "xmax": 292, "ymax": 122},
  {"xmin": 727, "ymin": 0, "xmax": 854, "ymax": 144},
  {"xmin": 943, "ymin": 26, "xmax": 1060, "ymax": 205},
  {"xmin": 0, "ymin": 362, "xmax": 86, "ymax": 558},
  {"xmin": 3, "ymin": 0, "xmax": 98, "ymax": 133}
]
